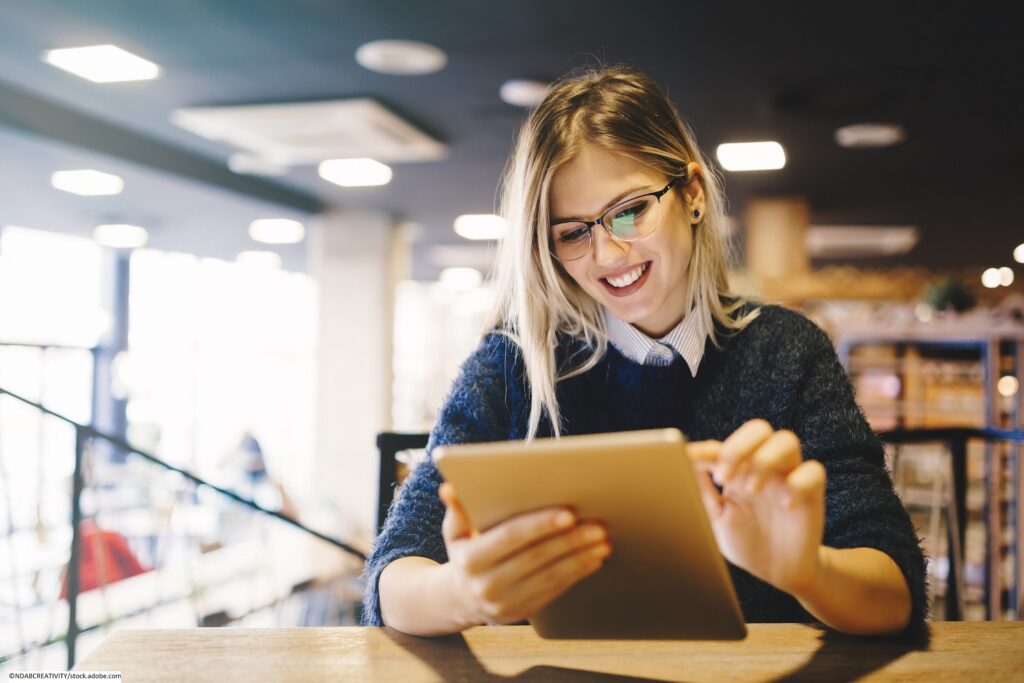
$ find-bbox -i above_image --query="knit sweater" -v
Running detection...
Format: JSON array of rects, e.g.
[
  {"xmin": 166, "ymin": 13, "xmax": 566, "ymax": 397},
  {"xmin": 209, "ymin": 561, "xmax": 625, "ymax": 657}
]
[{"xmin": 362, "ymin": 304, "xmax": 928, "ymax": 634}]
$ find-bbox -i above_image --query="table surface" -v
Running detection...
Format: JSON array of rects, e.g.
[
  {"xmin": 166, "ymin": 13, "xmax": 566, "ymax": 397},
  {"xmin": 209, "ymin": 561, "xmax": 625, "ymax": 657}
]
[{"xmin": 76, "ymin": 622, "xmax": 1024, "ymax": 682}]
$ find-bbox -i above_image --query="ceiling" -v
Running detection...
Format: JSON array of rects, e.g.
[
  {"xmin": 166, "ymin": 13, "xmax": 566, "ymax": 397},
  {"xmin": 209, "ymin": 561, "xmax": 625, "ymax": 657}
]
[{"xmin": 0, "ymin": 1, "xmax": 1019, "ymax": 277}]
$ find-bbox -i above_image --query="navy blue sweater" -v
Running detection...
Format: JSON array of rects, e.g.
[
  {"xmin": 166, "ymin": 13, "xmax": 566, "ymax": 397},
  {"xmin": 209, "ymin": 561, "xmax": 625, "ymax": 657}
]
[{"xmin": 363, "ymin": 304, "xmax": 928, "ymax": 633}]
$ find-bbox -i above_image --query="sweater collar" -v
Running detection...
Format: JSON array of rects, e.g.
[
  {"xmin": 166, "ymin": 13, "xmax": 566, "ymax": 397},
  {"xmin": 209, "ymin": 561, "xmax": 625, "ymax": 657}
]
[{"xmin": 603, "ymin": 306, "xmax": 708, "ymax": 376}]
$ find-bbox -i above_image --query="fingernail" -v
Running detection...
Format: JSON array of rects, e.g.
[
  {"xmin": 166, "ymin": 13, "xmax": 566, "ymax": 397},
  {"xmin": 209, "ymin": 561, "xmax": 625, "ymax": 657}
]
[
  {"xmin": 555, "ymin": 511, "xmax": 575, "ymax": 528},
  {"xmin": 592, "ymin": 543, "xmax": 611, "ymax": 558},
  {"xmin": 583, "ymin": 526, "xmax": 605, "ymax": 542}
]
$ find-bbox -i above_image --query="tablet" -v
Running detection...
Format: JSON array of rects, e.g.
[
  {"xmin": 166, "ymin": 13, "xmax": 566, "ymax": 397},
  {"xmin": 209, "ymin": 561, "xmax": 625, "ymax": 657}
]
[{"xmin": 433, "ymin": 428, "xmax": 747, "ymax": 640}]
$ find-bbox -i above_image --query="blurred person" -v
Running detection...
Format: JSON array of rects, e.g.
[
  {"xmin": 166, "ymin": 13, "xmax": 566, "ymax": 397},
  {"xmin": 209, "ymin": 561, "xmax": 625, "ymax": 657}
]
[{"xmin": 365, "ymin": 65, "xmax": 925, "ymax": 638}]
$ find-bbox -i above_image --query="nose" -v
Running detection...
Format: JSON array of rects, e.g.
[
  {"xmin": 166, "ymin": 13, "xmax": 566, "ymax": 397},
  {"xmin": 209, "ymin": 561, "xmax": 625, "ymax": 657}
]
[{"xmin": 591, "ymin": 223, "xmax": 629, "ymax": 267}]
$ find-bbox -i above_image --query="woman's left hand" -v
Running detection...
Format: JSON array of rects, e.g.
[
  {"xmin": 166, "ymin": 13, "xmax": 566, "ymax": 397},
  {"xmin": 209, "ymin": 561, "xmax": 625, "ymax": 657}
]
[{"xmin": 688, "ymin": 419, "xmax": 826, "ymax": 597}]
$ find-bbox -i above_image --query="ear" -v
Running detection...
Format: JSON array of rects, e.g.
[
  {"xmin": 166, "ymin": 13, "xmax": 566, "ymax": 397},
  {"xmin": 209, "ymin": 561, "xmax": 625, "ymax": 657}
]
[{"xmin": 681, "ymin": 161, "xmax": 706, "ymax": 224}]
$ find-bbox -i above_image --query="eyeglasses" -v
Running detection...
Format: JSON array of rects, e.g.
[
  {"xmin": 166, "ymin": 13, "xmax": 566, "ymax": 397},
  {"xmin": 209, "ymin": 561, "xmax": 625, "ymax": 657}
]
[{"xmin": 549, "ymin": 175, "xmax": 686, "ymax": 261}]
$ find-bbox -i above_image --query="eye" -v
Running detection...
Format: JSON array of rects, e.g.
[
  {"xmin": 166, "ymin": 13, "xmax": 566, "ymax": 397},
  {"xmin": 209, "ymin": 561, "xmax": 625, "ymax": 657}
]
[
  {"xmin": 612, "ymin": 198, "xmax": 649, "ymax": 223},
  {"xmin": 557, "ymin": 225, "xmax": 590, "ymax": 244}
]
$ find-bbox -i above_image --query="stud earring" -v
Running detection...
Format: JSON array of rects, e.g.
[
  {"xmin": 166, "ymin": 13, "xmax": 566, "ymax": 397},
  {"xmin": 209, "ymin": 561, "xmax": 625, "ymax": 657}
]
[{"xmin": 691, "ymin": 209, "xmax": 701, "ymax": 219}]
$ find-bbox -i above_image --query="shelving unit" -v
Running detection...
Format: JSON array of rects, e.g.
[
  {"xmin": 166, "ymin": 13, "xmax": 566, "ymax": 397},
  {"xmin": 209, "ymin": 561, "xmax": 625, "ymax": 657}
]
[{"xmin": 836, "ymin": 327, "xmax": 1023, "ymax": 621}]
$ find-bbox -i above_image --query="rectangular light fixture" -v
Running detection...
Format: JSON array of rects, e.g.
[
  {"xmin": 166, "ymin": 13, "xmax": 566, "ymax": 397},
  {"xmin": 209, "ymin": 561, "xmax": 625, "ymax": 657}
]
[
  {"xmin": 715, "ymin": 141, "xmax": 786, "ymax": 171},
  {"xmin": 248, "ymin": 219, "xmax": 306, "ymax": 245},
  {"xmin": 318, "ymin": 158, "xmax": 393, "ymax": 187},
  {"xmin": 454, "ymin": 214, "xmax": 506, "ymax": 240},
  {"xmin": 51, "ymin": 169, "xmax": 124, "ymax": 196},
  {"xmin": 43, "ymin": 44, "xmax": 160, "ymax": 83},
  {"xmin": 94, "ymin": 224, "xmax": 148, "ymax": 249}
]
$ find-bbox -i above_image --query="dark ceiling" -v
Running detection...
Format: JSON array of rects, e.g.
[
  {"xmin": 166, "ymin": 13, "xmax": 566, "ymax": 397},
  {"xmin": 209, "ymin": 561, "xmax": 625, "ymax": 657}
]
[{"xmin": 0, "ymin": 1, "xmax": 1019, "ymax": 274}]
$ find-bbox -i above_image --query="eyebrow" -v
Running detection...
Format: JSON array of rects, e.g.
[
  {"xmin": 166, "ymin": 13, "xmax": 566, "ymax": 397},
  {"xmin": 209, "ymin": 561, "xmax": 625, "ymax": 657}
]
[{"xmin": 551, "ymin": 184, "xmax": 653, "ymax": 224}]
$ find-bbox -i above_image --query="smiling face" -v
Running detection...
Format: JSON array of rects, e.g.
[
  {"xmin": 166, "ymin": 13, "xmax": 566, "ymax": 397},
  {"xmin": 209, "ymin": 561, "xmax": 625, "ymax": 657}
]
[{"xmin": 548, "ymin": 142, "xmax": 704, "ymax": 338}]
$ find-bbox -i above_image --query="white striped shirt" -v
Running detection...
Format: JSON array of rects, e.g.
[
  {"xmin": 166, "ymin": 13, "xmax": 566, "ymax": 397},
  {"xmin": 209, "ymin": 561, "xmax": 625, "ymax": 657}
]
[{"xmin": 603, "ymin": 306, "xmax": 709, "ymax": 375}]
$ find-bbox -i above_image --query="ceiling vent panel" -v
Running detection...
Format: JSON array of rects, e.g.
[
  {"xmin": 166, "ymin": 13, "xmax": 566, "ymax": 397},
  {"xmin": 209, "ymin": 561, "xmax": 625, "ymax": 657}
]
[
  {"xmin": 171, "ymin": 99, "xmax": 446, "ymax": 166},
  {"xmin": 806, "ymin": 225, "xmax": 919, "ymax": 258}
]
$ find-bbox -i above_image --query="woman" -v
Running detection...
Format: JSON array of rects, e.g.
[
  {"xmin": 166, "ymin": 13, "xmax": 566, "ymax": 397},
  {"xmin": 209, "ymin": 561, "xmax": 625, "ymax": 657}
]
[{"xmin": 363, "ymin": 65, "xmax": 926, "ymax": 637}]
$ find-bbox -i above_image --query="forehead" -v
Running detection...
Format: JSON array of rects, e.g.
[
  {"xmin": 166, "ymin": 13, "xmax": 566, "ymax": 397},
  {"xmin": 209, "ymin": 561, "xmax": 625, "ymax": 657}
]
[{"xmin": 549, "ymin": 143, "xmax": 662, "ymax": 219}]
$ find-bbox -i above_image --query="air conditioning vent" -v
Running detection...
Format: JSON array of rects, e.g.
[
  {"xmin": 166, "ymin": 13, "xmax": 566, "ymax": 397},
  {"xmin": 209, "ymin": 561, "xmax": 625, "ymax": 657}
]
[
  {"xmin": 171, "ymin": 98, "xmax": 446, "ymax": 166},
  {"xmin": 806, "ymin": 225, "xmax": 918, "ymax": 258}
]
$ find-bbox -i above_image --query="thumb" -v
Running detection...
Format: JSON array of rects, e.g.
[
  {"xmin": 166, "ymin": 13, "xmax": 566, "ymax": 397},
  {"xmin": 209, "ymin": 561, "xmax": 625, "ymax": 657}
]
[{"xmin": 439, "ymin": 482, "xmax": 473, "ymax": 542}]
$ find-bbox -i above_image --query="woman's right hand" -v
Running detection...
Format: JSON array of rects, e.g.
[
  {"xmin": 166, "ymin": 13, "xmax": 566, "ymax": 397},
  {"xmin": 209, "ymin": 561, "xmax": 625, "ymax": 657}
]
[{"xmin": 438, "ymin": 482, "xmax": 611, "ymax": 627}]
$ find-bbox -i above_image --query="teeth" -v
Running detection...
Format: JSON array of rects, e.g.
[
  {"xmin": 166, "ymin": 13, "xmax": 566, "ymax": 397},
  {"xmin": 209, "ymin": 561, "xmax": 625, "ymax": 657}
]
[{"xmin": 606, "ymin": 262, "xmax": 647, "ymax": 288}]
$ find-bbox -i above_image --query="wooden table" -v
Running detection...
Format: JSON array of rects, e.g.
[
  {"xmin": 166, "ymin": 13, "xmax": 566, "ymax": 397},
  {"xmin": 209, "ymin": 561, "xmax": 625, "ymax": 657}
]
[{"xmin": 76, "ymin": 622, "xmax": 1023, "ymax": 682}]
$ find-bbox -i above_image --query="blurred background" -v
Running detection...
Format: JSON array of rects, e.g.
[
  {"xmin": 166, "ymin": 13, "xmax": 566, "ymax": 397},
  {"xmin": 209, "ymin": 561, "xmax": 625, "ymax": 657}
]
[{"xmin": 0, "ymin": 0, "xmax": 1021, "ymax": 671}]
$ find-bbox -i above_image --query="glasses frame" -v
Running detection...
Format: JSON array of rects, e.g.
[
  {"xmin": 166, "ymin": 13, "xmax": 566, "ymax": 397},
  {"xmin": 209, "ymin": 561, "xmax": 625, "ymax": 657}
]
[{"xmin": 549, "ymin": 174, "xmax": 687, "ymax": 262}]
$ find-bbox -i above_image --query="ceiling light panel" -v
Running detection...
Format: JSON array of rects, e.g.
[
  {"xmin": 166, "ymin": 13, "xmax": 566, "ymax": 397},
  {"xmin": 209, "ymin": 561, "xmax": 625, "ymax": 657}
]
[
  {"xmin": 51, "ymin": 169, "xmax": 124, "ymax": 196},
  {"xmin": 318, "ymin": 159, "xmax": 393, "ymax": 187},
  {"xmin": 454, "ymin": 214, "xmax": 506, "ymax": 240},
  {"xmin": 44, "ymin": 44, "xmax": 160, "ymax": 83},
  {"xmin": 248, "ymin": 219, "xmax": 306, "ymax": 244},
  {"xmin": 355, "ymin": 40, "xmax": 447, "ymax": 75},
  {"xmin": 94, "ymin": 224, "xmax": 148, "ymax": 249},
  {"xmin": 715, "ymin": 141, "xmax": 786, "ymax": 171}
]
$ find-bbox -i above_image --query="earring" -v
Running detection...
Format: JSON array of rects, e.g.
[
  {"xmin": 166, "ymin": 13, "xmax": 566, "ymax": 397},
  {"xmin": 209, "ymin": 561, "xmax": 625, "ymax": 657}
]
[{"xmin": 691, "ymin": 209, "xmax": 701, "ymax": 219}]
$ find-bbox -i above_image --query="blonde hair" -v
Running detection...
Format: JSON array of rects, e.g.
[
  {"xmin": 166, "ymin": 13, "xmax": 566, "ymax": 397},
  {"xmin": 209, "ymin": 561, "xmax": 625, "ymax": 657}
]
[{"xmin": 485, "ymin": 65, "xmax": 759, "ymax": 439}]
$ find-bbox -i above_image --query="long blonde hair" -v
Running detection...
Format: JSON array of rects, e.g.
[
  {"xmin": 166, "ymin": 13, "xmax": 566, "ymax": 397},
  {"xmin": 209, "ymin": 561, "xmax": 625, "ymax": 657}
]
[{"xmin": 485, "ymin": 65, "xmax": 759, "ymax": 439}]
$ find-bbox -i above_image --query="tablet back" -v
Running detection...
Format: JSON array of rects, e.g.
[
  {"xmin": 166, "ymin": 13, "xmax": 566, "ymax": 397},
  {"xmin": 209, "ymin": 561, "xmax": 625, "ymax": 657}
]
[{"xmin": 434, "ymin": 428, "xmax": 747, "ymax": 640}]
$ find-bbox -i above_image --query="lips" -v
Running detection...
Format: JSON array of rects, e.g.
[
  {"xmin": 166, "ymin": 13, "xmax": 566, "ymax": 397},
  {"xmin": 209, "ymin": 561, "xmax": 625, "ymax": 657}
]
[{"xmin": 599, "ymin": 261, "xmax": 652, "ymax": 298}]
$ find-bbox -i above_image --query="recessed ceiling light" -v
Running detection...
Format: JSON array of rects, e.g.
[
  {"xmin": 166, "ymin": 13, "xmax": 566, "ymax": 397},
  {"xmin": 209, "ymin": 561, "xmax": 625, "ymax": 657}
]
[
  {"xmin": 440, "ymin": 267, "xmax": 483, "ymax": 290},
  {"xmin": 318, "ymin": 158, "xmax": 393, "ymax": 187},
  {"xmin": 454, "ymin": 214, "xmax": 506, "ymax": 240},
  {"xmin": 715, "ymin": 141, "xmax": 786, "ymax": 171},
  {"xmin": 835, "ymin": 123, "xmax": 906, "ymax": 149},
  {"xmin": 999, "ymin": 267, "xmax": 1015, "ymax": 287},
  {"xmin": 94, "ymin": 224, "xmax": 148, "ymax": 249},
  {"xmin": 500, "ymin": 79, "xmax": 550, "ymax": 107},
  {"xmin": 355, "ymin": 40, "xmax": 447, "ymax": 75},
  {"xmin": 1014, "ymin": 243, "xmax": 1024, "ymax": 264},
  {"xmin": 237, "ymin": 251, "xmax": 282, "ymax": 269},
  {"xmin": 43, "ymin": 44, "xmax": 160, "ymax": 83},
  {"xmin": 51, "ymin": 169, "xmax": 124, "ymax": 196},
  {"xmin": 248, "ymin": 219, "xmax": 305, "ymax": 245},
  {"xmin": 981, "ymin": 268, "xmax": 1002, "ymax": 289},
  {"xmin": 228, "ymin": 153, "xmax": 288, "ymax": 177}
]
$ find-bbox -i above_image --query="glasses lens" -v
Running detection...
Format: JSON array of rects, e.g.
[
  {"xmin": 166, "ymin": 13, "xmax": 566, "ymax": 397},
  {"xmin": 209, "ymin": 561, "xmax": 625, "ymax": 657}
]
[
  {"xmin": 552, "ymin": 222, "xmax": 590, "ymax": 261},
  {"xmin": 606, "ymin": 195, "xmax": 660, "ymax": 239}
]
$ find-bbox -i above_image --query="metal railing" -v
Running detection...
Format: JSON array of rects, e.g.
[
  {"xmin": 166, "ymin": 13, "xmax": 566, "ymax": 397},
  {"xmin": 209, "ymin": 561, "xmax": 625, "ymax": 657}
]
[{"xmin": 1, "ymin": 385, "xmax": 365, "ymax": 670}]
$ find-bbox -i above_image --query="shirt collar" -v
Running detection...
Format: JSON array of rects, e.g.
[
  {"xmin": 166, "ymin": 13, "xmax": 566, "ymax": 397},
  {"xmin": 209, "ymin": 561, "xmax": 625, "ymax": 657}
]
[{"xmin": 603, "ymin": 306, "xmax": 708, "ymax": 377}]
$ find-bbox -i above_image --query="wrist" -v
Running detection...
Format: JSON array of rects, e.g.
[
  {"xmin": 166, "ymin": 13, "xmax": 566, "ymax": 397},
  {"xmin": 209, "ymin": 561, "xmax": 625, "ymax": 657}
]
[
  {"xmin": 789, "ymin": 544, "xmax": 829, "ymax": 604},
  {"xmin": 436, "ymin": 560, "xmax": 484, "ymax": 631}
]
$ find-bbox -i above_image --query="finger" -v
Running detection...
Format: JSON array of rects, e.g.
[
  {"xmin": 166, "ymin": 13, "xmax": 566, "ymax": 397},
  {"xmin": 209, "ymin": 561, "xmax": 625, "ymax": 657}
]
[
  {"xmin": 783, "ymin": 459, "xmax": 826, "ymax": 508},
  {"xmin": 461, "ymin": 506, "xmax": 575, "ymax": 573},
  {"xmin": 718, "ymin": 419, "xmax": 774, "ymax": 483},
  {"xmin": 687, "ymin": 440, "xmax": 721, "ymax": 467},
  {"xmin": 481, "ymin": 523, "xmax": 608, "ymax": 596},
  {"xmin": 439, "ymin": 483, "xmax": 472, "ymax": 542},
  {"xmin": 505, "ymin": 542, "xmax": 610, "ymax": 614},
  {"xmin": 747, "ymin": 430, "xmax": 803, "ymax": 493},
  {"xmin": 694, "ymin": 467, "xmax": 724, "ymax": 521}
]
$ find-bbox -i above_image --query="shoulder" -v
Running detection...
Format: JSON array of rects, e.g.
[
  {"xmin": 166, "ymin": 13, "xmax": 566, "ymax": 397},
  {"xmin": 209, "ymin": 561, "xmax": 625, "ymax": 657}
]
[{"xmin": 730, "ymin": 302, "xmax": 831, "ymax": 350}]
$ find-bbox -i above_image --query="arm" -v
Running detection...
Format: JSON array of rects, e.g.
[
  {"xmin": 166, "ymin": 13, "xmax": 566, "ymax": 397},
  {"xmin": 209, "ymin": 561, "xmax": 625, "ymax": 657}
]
[
  {"xmin": 792, "ymin": 546, "xmax": 912, "ymax": 635},
  {"xmin": 379, "ymin": 557, "xmax": 475, "ymax": 636},
  {"xmin": 690, "ymin": 312, "xmax": 927, "ymax": 635},
  {"xmin": 362, "ymin": 333, "xmax": 517, "ymax": 627},
  {"xmin": 789, "ymin": 320, "xmax": 927, "ymax": 634}
]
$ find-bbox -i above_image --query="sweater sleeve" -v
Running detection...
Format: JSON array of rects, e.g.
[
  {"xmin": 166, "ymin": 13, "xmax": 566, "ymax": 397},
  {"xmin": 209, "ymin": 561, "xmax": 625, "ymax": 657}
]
[
  {"xmin": 788, "ymin": 319, "xmax": 929, "ymax": 635},
  {"xmin": 361, "ymin": 333, "xmax": 520, "ymax": 626}
]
